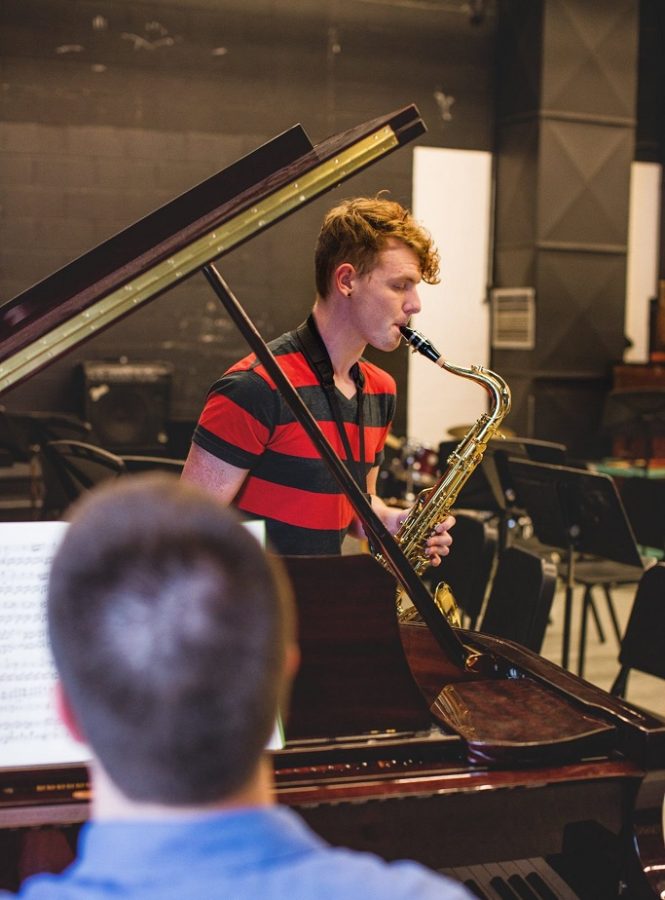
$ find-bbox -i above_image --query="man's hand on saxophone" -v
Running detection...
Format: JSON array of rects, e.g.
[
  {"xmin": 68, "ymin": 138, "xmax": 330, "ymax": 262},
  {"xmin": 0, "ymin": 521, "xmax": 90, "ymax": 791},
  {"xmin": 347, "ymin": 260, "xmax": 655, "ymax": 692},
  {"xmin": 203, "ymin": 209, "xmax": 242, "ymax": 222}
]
[
  {"xmin": 424, "ymin": 514, "xmax": 456, "ymax": 565},
  {"xmin": 380, "ymin": 498, "xmax": 455, "ymax": 566},
  {"xmin": 353, "ymin": 471, "xmax": 456, "ymax": 566}
]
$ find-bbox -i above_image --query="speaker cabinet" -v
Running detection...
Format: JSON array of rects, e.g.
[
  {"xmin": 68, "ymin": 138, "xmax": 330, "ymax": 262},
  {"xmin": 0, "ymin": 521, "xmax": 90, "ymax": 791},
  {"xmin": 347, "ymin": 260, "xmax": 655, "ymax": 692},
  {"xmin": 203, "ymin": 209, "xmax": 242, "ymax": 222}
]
[{"xmin": 81, "ymin": 361, "xmax": 173, "ymax": 453}]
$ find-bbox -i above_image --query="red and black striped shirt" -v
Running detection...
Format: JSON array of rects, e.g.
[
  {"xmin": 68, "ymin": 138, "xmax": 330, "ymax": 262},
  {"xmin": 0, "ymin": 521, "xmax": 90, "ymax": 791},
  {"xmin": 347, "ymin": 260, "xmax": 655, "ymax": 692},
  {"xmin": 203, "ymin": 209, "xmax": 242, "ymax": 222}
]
[{"xmin": 192, "ymin": 327, "xmax": 396, "ymax": 555}]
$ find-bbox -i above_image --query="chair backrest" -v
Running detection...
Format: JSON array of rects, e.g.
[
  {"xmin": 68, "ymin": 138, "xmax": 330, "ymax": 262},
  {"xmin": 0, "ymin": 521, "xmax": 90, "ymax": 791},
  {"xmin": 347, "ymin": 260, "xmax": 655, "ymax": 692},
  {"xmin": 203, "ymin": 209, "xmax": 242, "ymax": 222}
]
[
  {"xmin": 620, "ymin": 476, "xmax": 665, "ymax": 554},
  {"xmin": 479, "ymin": 545, "xmax": 557, "ymax": 653},
  {"xmin": 121, "ymin": 454, "xmax": 184, "ymax": 475},
  {"xmin": 0, "ymin": 409, "xmax": 92, "ymax": 461},
  {"xmin": 618, "ymin": 562, "xmax": 665, "ymax": 681},
  {"xmin": 39, "ymin": 439, "xmax": 126, "ymax": 518},
  {"xmin": 429, "ymin": 511, "xmax": 498, "ymax": 628}
]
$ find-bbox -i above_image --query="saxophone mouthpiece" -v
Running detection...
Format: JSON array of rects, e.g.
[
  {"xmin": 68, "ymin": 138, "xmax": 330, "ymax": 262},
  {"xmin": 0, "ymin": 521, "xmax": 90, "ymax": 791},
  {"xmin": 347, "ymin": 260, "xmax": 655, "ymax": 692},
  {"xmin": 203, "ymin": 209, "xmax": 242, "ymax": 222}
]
[{"xmin": 399, "ymin": 325, "xmax": 442, "ymax": 364}]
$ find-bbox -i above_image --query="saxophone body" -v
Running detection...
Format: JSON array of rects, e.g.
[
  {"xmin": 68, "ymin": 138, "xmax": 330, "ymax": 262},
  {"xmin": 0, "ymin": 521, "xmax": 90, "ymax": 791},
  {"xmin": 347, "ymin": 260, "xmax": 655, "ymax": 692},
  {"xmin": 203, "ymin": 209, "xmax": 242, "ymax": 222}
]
[{"xmin": 373, "ymin": 325, "xmax": 512, "ymax": 625}]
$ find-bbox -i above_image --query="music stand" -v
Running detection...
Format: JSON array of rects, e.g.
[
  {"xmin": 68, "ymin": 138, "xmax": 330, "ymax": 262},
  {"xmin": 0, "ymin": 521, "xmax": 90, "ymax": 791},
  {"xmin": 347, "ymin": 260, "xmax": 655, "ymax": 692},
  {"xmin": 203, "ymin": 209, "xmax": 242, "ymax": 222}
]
[
  {"xmin": 437, "ymin": 439, "xmax": 500, "ymax": 513},
  {"xmin": 487, "ymin": 438, "xmax": 568, "ymax": 551},
  {"xmin": 504, "ymin": 458, "xmax": 644, "ymax": 670},
  {"xmin": 439, "ymin": 436, "xmax": 568, "ymax": 554},
  {"xmin": 436, "ymin": 436, "xmax": 568, "ymax": 521}
]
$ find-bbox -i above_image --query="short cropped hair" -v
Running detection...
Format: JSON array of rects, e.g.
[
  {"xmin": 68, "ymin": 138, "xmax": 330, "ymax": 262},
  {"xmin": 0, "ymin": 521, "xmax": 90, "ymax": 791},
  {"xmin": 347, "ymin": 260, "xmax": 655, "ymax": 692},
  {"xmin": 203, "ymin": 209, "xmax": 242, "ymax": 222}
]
[
  {"xmin": 47, "ymin": 474, "xmax": 293, "ymax": 805},
  {"xmin": 314, "ymin": 195, "xmax": 440, "ymax": 298}
]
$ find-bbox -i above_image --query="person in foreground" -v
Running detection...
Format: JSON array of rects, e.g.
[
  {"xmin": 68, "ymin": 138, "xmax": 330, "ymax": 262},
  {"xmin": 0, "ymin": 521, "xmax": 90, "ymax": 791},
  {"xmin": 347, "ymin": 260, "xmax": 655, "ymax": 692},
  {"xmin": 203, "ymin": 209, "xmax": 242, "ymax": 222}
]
[
  {"xmin": 181, "ymin": 194, "xmax": 455, "ymax": 560},
  {"xmin": 5, "ymin": 474, "xmax": 472, "ymax": 899}
]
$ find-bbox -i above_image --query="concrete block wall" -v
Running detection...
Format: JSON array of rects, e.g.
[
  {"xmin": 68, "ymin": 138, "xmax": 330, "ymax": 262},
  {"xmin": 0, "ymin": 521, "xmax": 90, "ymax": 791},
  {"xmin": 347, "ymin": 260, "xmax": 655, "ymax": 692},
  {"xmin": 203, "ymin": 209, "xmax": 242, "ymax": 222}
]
[{"xmin": 0, "ymin": 0, "xmax": 496, "ymax": 438}]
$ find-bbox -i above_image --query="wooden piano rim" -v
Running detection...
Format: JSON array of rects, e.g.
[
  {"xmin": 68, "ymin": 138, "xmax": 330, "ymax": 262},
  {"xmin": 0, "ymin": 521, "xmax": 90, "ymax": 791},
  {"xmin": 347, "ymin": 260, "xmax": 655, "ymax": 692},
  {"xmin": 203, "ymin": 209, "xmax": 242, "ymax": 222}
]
[
  {"xmin": 274, "ymin": 757, "xmax": 645, "ymax": 805},
  {"xmin": 0, "ymin": 758, "xmax": 644, "ymax": 826},
  {"xmin": 0, "ymin": 801, "xmax": 89, "ymax": 829}
]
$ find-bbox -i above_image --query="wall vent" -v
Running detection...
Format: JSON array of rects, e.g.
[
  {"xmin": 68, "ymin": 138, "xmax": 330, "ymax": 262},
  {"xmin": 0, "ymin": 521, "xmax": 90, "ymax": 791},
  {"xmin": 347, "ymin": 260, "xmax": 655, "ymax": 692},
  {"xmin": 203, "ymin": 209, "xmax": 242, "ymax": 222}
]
[{"xmin": 491, "ymin": 288, "xmax": 535, "ymax": 349}]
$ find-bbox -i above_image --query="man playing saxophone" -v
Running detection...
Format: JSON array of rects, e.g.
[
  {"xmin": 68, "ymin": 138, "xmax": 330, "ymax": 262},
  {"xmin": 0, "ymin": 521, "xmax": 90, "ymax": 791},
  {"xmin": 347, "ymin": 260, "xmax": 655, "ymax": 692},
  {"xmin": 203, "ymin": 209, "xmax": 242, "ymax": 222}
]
[{"xmin": 181, "ymin": 195, "xmax": 455, "ymax": 561}]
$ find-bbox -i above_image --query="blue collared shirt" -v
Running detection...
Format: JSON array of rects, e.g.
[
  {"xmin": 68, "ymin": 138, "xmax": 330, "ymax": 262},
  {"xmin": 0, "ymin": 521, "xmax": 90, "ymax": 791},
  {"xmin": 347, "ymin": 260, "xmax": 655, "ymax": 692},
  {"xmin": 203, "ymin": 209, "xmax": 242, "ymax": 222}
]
[{"xmin": 5, "ymin": 805, "xmax": 473, "ymax": 899}]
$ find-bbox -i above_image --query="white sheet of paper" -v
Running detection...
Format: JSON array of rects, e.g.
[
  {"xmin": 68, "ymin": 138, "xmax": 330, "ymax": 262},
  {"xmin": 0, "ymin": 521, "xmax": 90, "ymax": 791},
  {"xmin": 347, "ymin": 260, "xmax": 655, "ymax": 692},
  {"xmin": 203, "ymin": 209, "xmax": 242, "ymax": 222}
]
[
  {"xmin": 0, "ymin": 521, "xmax": 90, "ymax": 769},
  {"xmin": 243, "ymin": 519, "xmax": 284, "ymax": 750},
  {"xmin": 0, "ymin": 517, "xmax": 283, "ymax": 768}
]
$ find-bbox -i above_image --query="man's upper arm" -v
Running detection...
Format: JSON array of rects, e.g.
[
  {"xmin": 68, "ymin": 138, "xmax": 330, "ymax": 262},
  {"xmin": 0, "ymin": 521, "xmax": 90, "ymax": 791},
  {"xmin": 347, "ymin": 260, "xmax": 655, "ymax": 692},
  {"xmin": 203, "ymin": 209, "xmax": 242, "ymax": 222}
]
[
  {"xmin": 193, "ymin": 368, "xmax": 277, "ymax": 470},
  {"xmin": 181, "ymin": 442, "xmax": 249, "ymax": 504}
]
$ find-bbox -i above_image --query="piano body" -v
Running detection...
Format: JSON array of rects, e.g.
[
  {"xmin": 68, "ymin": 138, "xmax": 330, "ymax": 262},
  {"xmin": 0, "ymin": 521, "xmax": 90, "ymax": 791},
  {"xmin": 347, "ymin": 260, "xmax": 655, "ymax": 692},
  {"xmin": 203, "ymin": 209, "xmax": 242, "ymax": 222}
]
[{"xmin": 0, "ymin": 107, "xmax": 664, "ymax": 900}]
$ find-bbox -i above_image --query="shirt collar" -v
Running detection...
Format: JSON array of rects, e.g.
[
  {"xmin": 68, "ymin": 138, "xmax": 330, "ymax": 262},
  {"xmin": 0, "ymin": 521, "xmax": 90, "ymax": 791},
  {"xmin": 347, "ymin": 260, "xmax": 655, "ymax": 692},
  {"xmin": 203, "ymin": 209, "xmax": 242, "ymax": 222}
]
[{"xmin": 72, "ymin": 806, "xmax": 323, "ymax": 881}]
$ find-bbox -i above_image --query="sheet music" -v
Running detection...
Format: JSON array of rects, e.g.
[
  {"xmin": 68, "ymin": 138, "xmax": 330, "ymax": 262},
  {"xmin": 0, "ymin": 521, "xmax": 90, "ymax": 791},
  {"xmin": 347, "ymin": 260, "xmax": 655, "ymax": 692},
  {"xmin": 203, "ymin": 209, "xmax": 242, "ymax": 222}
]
[
  {"xmin": 244, "ymin": 519, "xmax": 284, "ymax": 750},
  {"xmin": 0, "ymin": 520, "xmax": 90, "ymax": 769},
  {"xmin": 0, "ymin": 517, "xmax": 282, "ymax": 769}
]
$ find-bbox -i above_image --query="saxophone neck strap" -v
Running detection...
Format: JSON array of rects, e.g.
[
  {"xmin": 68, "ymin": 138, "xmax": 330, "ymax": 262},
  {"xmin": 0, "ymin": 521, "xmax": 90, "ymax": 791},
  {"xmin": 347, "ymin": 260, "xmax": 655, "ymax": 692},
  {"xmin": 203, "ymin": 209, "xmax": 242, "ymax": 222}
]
[{"xmin": 295, "ymin": 314, "xmax": 366, "ymax": 491}]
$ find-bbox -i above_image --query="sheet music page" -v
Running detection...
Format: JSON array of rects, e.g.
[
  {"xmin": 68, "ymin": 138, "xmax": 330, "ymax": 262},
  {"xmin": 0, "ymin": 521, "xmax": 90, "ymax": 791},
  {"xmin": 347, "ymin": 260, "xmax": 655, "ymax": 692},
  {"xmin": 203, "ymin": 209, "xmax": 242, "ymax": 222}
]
[
  {"xmin": 0, "ymin": 517, "xmax": 282, "ymax": 767},
  {"xmin": 243, "ymin": 519, "xmax": 284, "ymax": 750},
  {"xmin": 0, "ymin": 520, "xmax": 90, "ymax": 769}
]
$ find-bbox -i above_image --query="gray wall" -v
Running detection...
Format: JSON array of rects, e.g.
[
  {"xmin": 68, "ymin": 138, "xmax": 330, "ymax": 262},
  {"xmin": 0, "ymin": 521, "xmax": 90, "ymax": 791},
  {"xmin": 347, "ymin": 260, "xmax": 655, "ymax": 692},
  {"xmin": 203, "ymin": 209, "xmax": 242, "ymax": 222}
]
[{"xmin": 0, "ymin": 0, "xmax": 496, "ymax": 441}]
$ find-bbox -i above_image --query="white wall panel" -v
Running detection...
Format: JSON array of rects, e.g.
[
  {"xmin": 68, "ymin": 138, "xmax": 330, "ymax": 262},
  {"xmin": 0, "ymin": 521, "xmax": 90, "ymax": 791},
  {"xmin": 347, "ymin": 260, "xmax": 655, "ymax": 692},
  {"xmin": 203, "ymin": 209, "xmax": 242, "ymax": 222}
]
[
  {"xmin": 624, "ymin": 161, "xmax": 661, "ymax": 362},
  {"xmin": 409, "ymin": 146, "xmax": 493, "ymax": 448}
]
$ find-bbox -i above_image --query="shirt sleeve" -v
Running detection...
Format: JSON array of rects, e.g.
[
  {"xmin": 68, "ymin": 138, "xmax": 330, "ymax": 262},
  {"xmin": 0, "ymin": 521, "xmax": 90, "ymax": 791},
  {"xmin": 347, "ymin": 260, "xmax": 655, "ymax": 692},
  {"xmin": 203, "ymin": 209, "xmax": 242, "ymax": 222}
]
[{"xmin": 192, "ymin": 369, "xmax": 278, "ymax": 470}]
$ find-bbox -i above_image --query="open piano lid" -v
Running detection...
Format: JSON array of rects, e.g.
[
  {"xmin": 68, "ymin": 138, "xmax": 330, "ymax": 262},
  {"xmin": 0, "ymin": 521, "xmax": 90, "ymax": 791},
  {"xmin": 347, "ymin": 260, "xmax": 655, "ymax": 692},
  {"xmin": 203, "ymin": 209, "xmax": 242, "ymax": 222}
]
[
  {"xmin": 0, "ymin": 101, "xmax": 469, "ymax": 669},
  {"xmin": 1, "ymin": 104, "xmax": 663, "ymax": 770},
  {"xmin": 0, "ymin": 105, "xmax": 424, "ymax": 394}
]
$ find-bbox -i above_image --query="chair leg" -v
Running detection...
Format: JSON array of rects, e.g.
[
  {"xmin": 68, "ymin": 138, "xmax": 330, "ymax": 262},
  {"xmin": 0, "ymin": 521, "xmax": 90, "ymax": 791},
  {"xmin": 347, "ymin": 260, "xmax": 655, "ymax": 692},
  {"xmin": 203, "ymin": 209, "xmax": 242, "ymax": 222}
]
[
  {"xmin": 577, "ymin": 588, "xmax": 591, "ymax": 678},
  {"xmin": 588, "ymin": 593, "xmax": 606, "ymax": 643},
  {"xmin": 602, "ymin": 586, "xmax": 623, "ymax": 645},
  {"xmin": 610, "ymin": 665, "xmax": 629, "ymax": 698}
]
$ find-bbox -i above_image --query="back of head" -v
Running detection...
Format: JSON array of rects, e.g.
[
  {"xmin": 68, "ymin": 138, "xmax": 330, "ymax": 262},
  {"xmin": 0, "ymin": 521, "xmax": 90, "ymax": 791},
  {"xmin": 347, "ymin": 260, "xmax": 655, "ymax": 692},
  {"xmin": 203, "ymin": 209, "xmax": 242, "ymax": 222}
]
[
  {"xmin": 314, "ymin": 195, "xmax": 440, "ymax": 298},
  {"xmin": 47, "ymin": 473, "xmax": 292, "ymax": 805}
]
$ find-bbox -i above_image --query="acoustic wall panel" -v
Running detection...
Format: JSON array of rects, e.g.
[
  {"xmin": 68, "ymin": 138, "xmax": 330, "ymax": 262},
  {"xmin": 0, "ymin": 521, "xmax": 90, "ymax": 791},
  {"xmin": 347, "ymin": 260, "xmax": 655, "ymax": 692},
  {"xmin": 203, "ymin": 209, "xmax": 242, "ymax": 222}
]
[{"xmin": 492, "ymin": 0, "xmax": 639, "ymax": 455}]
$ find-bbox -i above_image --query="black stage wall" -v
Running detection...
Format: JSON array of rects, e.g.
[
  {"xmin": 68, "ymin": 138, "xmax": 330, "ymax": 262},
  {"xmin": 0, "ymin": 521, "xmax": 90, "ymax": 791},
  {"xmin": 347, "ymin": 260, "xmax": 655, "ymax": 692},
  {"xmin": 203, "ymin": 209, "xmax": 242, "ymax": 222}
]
[
  {"xmin": 0, "ymin": 0, "xmax": 496, "ymax": 445},
  {"xmin": 0, "ymin": 1, "xmax": 662, "ymax": 457}
]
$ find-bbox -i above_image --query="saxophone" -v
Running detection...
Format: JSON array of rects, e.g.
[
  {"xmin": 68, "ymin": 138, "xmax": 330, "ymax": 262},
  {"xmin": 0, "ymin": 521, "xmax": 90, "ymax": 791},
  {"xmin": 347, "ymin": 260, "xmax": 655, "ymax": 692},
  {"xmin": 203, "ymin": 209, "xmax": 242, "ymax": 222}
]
[{"xmin": 373, "ymin": 325, "xmax": 512, "ymax": 626}]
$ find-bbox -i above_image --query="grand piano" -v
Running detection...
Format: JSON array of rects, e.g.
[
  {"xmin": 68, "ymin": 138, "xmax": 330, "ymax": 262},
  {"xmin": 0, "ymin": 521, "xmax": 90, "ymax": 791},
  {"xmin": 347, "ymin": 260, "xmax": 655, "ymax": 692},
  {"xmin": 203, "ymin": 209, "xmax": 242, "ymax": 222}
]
[{"xmin": 1, "ymin": 106, "xmax": 664, "ymax": 900}]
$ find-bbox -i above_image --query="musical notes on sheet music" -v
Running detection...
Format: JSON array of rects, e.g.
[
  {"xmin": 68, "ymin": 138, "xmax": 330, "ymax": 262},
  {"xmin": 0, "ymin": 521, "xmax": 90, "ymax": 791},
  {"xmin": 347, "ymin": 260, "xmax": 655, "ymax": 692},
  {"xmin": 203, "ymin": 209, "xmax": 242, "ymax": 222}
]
[{"xmin": 0, "ymin": 521, "xmax": 90, "ymax": 769}]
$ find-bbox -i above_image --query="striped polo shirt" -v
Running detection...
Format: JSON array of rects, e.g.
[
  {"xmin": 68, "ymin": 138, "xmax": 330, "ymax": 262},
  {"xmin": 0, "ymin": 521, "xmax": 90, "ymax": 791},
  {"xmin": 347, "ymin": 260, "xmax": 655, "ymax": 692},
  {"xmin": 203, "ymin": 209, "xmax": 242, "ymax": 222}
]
[{"xmin": 192, "ymin": 326, "xmax": 396, "ymax": 555}]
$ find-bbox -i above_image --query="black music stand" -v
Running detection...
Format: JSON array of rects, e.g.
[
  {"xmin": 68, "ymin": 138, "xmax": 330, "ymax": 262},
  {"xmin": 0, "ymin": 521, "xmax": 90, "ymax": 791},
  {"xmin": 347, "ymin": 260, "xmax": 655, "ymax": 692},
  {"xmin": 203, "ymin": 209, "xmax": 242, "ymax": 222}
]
[
  {"xmin": 488, "ymin": 438, "xmax": 568, "ymax": 552},
  {"xmin": 437, "ymin": 436, "xmax": 567, "ymax": 516},
  {"xmin": 504, "ymin": 458, "xmax": 644, "ymax": 670},
  {"xmin": 438, "ymin": 436, "xmax": 568, "ymax": 554}
]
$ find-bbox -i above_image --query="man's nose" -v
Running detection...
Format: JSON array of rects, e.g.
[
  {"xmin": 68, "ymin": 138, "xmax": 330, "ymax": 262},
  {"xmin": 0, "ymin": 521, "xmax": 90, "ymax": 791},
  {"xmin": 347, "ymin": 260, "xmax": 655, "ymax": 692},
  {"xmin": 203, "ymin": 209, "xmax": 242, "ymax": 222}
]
[{"xmin": 405, "ymin": 288, "xmax": 421, "ymax": 314}]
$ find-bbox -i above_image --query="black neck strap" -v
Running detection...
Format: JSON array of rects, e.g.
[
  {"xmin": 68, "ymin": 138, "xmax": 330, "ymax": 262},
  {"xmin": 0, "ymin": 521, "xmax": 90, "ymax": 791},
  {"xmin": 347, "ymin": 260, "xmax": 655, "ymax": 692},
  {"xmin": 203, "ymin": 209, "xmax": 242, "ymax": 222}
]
[{"xmin": 295, "ymin": 314, "xmax": 367, "ymax": 490}]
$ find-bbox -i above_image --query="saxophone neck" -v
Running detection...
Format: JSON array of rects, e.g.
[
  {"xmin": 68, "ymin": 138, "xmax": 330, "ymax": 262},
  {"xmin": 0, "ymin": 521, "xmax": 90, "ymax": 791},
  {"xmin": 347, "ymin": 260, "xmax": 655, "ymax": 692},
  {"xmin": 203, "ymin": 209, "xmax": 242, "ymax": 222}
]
[
  {"xmin": 440, "ymin": 360, "xmax": 512, "ymax": 424},
  {"xmin": 400, "ymin": 325, "xmax": 511, "ymax": 418}
]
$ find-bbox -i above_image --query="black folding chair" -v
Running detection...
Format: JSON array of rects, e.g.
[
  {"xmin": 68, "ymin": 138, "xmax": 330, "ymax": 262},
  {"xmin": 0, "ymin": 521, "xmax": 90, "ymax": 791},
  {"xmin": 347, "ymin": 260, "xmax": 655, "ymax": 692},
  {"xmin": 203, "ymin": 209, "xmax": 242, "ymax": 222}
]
[
  {"xmin": 0, "ymin": 408, "xmax": 93, "ymax": 514},
  {"xmin": 425, "ymin": 511, "xmax": 498, "ymax": 629},
  {"xmin": 611, "ymin": 562, "xmax": 665, "ymax": 701},
  {"xmin": 479, "ymin": 545, "xmax": 557, "ymax": 653},
  {"xmin": 620, "ymin": 475, "xmax": 665, "ymax": 555},
  {"xmin": 38, "ymin": 439, "xmax": 127, "ymax": 518},
  {"xmin": 121, "ymin": 455, "xmax": 184, "ymax": 475}
]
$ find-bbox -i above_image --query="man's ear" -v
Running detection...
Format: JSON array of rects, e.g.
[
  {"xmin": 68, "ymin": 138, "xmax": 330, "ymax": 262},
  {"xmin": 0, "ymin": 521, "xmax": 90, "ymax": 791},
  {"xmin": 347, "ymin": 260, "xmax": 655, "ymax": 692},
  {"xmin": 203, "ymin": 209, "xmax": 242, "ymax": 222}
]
[
  {"xmin": 334, "ymin": 262, "xmax": 356, "ymax": 297},
  {"xmin": 53, "ymin": 681, "xmax": 86, "ymax": 744}
]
